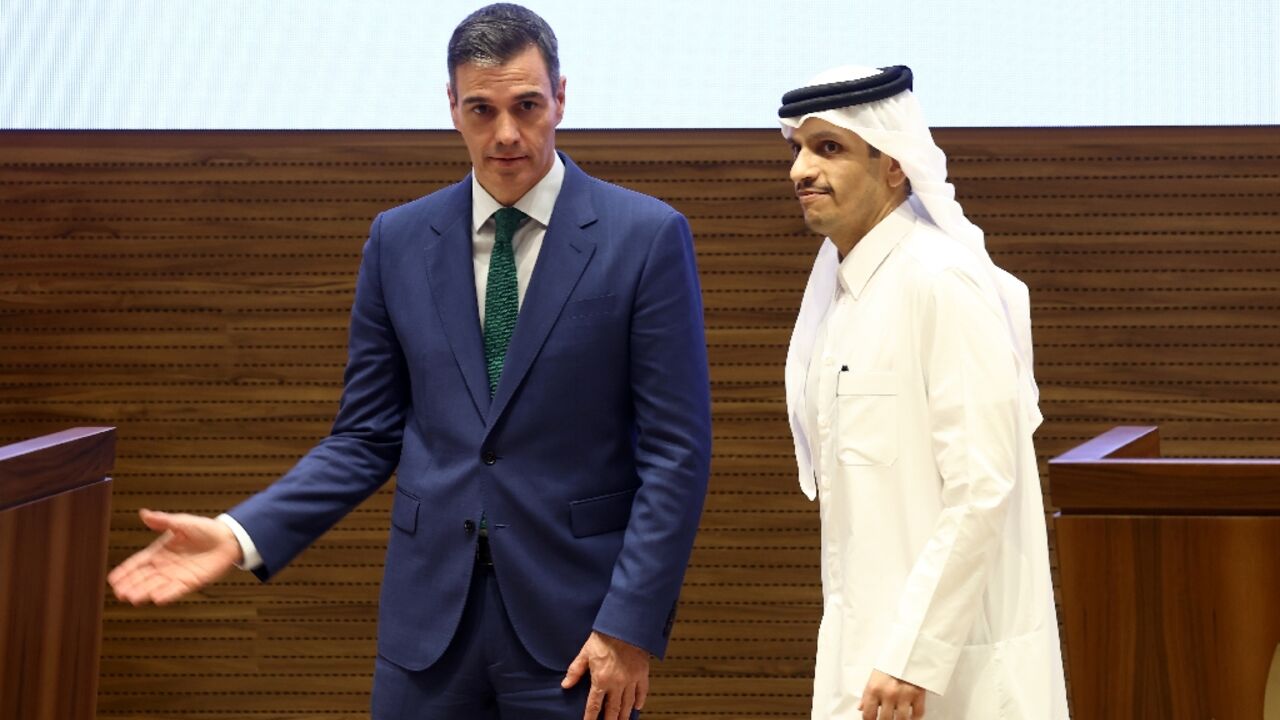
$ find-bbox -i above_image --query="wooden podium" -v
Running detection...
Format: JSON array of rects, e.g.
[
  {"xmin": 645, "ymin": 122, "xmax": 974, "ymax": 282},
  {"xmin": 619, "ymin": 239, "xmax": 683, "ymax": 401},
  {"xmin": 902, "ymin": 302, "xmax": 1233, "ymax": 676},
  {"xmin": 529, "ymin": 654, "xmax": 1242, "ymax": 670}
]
[
  {"xmin": 1050, "ymin": 426, "xmax": 1280, "ymax": 719},
  {"xmin": 0, "ymin": 427, "xmax": 116, "ymax": 720}
]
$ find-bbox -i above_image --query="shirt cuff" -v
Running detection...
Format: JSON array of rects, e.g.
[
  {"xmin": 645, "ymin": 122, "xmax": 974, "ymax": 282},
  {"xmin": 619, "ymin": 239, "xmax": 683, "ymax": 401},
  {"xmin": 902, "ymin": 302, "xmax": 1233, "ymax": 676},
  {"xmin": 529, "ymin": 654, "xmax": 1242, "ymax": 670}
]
[
  {"xmin": 216, "ymin": 513, "xmax": 264, "ymax": 571},
  {"xmin": 875, "ymin": 622, "xmax": 962, "ymax": 696}
]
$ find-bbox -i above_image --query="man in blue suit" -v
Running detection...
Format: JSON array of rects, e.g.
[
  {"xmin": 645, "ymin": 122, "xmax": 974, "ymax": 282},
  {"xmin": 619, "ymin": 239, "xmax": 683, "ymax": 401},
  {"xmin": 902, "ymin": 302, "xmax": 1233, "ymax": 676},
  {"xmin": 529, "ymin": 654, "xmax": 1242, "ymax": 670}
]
[{"xmin": 108, "ymin": 5, "xmax": 711, "ymax": 719}]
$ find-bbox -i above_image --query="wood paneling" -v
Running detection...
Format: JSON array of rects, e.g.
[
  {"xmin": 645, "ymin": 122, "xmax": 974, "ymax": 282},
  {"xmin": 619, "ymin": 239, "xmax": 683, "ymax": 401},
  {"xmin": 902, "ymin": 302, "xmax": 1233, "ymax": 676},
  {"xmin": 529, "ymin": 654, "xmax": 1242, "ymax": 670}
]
[
  {"xmin": 1050, "ymin": 427, "xmax": 1280, "ymax": 512},
  {"xmin": 0, "ymin": 426, "xmax": 116, "ymax": 509},
  {"xmin": 1, "ymin": 429, "xmax": 116, "ymax": 720},
  {"xmin": 1056, "ymin": 514, "xmax": 1280, "ymax": 719},
  {"xmin": 1051, "ymin": 426, "xmax": 1280, "ymax": 717},
  {"xmin": 1, "ymin": 127, "xmax": 1278, "ymax": 718}
]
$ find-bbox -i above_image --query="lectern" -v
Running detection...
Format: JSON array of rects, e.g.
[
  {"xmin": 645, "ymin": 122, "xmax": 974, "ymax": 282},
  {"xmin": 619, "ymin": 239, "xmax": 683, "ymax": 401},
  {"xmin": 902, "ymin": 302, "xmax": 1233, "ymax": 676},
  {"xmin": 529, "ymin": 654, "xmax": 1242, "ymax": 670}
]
[
  {"xmin": 0, "ymin": 427, "xmax": 116, "ymax": 720},
  {"xmin": 1050, "ymin": 425, "xmax": 1280, "ymax": 719}
]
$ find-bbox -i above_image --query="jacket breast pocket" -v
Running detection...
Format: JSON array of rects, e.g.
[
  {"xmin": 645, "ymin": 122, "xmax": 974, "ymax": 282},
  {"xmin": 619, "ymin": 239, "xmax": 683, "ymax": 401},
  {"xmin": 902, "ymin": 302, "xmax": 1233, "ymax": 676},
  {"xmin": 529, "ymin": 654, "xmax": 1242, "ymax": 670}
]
[
  {"xmin": 569, "ymin": 486, "xmax": 638, "ymax": 538},
  {"xmin": 561, "ymin": 294, "xmax": 617, "ymax": 327},
  {"xmin": 835, "ymin": 371, "xmax": 897, "ymax": 467}
]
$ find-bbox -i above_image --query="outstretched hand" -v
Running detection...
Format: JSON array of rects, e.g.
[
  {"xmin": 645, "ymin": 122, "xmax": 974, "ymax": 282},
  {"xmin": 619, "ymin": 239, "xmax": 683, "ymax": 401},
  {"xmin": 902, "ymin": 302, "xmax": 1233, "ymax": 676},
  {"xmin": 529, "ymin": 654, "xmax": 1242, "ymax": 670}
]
[
  {"xmin": 108, "ymin": 509, "xmax": 242, "ymax": 606},
  {"xmin": 562, "ymin": 630, "xmax": 650, "ymax": 720}
]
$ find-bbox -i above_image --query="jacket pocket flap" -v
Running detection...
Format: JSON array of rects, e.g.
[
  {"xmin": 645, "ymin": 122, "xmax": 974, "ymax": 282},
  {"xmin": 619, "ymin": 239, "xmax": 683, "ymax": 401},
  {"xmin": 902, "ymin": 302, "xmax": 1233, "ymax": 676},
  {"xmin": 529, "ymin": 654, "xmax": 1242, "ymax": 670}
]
[
  {"xmin": 391, "ymin": 488, "xmax": 419, "ymax": 534},
  {"xmin": 569, "ymin": 486, "xmax": 638, "ymax": 538}
]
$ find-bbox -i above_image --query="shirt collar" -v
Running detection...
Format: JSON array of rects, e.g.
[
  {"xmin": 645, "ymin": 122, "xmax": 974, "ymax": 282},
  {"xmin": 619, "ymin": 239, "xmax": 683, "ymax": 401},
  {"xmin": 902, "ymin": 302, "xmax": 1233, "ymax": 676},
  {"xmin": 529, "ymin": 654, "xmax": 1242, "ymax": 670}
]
[
  {"xmin": 470, "ymin": 153, "xmax": 565, "ymax": 234},
  {"xmin": 837, "ymin": 200, "xmax": 915, "ymax": 299}
]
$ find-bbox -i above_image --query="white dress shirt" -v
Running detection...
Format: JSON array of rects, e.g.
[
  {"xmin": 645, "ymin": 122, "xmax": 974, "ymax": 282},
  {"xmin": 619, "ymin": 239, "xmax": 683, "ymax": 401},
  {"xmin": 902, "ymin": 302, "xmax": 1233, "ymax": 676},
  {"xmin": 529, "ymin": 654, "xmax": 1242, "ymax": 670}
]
[
  {"xmin": 470, "ymin": 153, "xmax": 565, "ymax": 325},
  {"xmin": 220, "ymin": 155, "xmax": 567, "ymax": 571},
  {"xmin": 793, "ymin": 202, "xmax": 1068, "ymax": 718}
]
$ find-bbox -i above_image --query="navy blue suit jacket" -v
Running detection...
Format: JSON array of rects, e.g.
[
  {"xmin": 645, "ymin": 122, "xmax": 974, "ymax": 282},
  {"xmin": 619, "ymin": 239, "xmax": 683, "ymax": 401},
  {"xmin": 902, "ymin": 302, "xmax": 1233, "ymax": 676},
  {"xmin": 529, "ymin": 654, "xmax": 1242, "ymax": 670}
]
[{"xmin": 228, "ymin": 153, "xmax": 712, "ymax": 673}]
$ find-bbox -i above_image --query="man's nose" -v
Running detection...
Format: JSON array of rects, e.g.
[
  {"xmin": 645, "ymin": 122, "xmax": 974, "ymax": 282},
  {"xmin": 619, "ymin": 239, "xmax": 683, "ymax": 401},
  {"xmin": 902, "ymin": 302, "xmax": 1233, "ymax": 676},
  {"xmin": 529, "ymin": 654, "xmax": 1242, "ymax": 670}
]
[
  {"xmin": 790, "ymin": 150, "xmax": 815, "ymax": 186},
  {"xmin": 494, "ymin": 112, "xmax": 520, "ymax": 146}
]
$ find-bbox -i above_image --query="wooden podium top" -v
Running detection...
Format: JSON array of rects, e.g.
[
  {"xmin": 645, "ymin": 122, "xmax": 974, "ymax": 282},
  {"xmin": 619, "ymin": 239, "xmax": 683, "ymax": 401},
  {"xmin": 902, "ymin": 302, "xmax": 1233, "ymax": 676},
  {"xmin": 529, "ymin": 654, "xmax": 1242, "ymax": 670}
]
[
  {"xmin": 0, "ymin": 427, "xmax": 116, "ymax": 511},
  {"xmin": 1049, "ymin": 425, "xmax": 1280, "ymax": 515}
]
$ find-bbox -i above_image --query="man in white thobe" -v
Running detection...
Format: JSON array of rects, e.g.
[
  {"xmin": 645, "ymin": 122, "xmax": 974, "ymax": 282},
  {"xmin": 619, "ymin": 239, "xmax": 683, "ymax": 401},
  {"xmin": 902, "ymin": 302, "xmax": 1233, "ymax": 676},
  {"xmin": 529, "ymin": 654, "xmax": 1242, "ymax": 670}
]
[{"xmin": 779, "ymin": 66, "xmax": 1070, "ymax": 719}]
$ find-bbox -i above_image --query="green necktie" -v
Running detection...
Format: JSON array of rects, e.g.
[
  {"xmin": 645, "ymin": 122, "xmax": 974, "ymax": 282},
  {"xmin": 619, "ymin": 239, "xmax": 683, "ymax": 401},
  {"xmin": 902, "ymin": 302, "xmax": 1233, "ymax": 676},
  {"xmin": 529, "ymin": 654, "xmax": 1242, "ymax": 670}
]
[{"xmin": 484, "ymin": 206, "xmax": 526, "ymax": 396}]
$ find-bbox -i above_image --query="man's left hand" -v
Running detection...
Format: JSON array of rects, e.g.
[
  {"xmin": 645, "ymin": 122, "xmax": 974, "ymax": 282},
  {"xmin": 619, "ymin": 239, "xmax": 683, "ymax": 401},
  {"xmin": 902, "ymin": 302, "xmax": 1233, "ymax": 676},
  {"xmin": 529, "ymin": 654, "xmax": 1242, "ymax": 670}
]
[
  {"xmin": 562, "ymin": 630, "xmax": 650, "ymax": 720},
  {"xmin": 859, "ymin": 669, "xmax": 926, "ymax": 719}
]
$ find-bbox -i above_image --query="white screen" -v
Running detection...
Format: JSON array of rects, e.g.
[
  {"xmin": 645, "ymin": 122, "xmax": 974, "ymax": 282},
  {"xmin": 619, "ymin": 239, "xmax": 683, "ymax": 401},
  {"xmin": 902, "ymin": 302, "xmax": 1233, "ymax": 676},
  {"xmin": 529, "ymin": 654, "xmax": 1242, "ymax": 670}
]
[{"xmin": 3, "ymin": 0, "xmax": 1276, "ymax": 129}]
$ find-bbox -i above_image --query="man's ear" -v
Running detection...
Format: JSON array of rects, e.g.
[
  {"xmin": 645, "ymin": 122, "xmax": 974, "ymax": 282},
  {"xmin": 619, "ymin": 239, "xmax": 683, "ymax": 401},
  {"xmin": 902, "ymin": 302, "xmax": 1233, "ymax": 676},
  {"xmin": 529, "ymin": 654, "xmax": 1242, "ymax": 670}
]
[
  {"xmin": 447, "ymin": 82, "xmax": 461, "ymax": 131},
  {"xmin": 886, "ymin": 157, "xmax": 908, "ymax": 189},
  {"xmin": 553, "ymin": 75, "xmax": 567, "ymax": 125}
]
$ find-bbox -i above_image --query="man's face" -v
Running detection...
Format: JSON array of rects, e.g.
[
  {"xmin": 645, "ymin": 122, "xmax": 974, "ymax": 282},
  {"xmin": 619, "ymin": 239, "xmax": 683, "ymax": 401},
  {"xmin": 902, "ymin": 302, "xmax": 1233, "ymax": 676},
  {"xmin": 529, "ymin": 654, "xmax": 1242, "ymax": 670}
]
[
  {"xmin": 448, "ymin": 44, "xmax": 566, "ymax": 206},
  {"xmin": 788, "ymin": 118, "xmax": 901, "ymax": 250}
]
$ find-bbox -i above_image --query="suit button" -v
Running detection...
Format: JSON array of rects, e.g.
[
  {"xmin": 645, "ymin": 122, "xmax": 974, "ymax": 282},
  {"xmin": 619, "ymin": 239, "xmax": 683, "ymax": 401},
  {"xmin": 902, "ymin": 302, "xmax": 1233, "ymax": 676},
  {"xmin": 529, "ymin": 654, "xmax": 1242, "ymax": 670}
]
[
  {"xmin": 482, "ymin": 451, "xmax": 497, "ymax": 465},
  {"xmin": 463, "ymin": 519, "xmax": 476, "ymax": 534}
]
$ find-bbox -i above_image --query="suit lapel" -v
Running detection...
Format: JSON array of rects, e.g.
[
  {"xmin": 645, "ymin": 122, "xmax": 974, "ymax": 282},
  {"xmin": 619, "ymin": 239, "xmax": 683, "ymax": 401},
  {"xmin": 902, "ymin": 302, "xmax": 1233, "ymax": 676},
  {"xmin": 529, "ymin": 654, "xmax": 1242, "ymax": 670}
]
[
  {"xmin": 485, "ymin": 157, "xmax": 598, "ymax": 428},
  {"xmin": 424, "ymin": 180, "xmax": 491, "ymax": 419}
]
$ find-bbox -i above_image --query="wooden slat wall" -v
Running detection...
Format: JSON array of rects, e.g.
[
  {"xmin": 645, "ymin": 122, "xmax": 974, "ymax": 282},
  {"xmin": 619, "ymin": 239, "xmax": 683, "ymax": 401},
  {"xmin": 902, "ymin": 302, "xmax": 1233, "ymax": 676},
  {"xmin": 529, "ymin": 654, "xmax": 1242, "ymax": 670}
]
[{"xmin": 1, "ymin": 126, "xmax": 1277, "ymax": 718}]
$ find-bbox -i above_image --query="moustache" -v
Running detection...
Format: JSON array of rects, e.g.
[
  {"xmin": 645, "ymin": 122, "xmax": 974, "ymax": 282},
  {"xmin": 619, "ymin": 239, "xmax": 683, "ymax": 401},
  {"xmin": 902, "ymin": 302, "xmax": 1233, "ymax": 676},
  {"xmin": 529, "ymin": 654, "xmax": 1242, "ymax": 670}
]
[{"xmin": 795, "ymin": 184, "xmax": 832, "ymax": 196}]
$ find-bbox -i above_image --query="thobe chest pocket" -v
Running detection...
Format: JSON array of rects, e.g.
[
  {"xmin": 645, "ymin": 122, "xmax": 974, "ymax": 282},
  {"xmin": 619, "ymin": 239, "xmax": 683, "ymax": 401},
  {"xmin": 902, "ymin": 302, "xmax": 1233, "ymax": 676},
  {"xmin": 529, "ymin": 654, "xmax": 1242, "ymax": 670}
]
[{"xmin": 835, "ymin": 370, "xmax": 897, "ymax": 467}]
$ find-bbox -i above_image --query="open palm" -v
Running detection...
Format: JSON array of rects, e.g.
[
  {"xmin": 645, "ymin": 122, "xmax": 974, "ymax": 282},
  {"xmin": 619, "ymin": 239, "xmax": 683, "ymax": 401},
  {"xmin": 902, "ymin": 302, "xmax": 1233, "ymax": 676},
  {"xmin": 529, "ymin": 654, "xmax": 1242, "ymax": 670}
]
[{"xmin": 108, "ymin": 509, "xmax": 241, "ymax": 606}]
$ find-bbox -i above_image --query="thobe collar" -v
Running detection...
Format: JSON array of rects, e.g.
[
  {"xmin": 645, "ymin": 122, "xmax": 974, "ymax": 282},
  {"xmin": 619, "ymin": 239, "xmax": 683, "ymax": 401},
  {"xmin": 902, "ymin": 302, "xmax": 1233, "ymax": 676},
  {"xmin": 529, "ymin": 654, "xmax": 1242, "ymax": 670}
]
[
  {"xmin": 470, "ymin": 153, "xmax": 565, "ymax": 232},
  {"xmin": 837, "ymin": 200, "xmax": 915, "ymax": 300}
]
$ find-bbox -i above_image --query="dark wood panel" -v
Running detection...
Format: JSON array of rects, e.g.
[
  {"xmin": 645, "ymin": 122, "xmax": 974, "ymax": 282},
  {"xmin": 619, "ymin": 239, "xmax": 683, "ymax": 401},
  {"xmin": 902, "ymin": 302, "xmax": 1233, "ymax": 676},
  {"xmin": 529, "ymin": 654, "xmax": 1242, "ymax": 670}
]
[
  {"xmin": 0, "ymin": 427, "xmax": 116, "ymax": 510},
  {"xmin": 1056, "ymin": 515, "xmax": 1280, "ymax": 719},
  {"xmin": 2, "ymin": 127, "xmax": 1278, "ymax": 718},
  {"xmin": 1052, "ymin": 460, "xmax": 1280, "ymax": 512},
  {"xmin": 0, "ymin": 478, "xmax": 113, "ymax": 720}
]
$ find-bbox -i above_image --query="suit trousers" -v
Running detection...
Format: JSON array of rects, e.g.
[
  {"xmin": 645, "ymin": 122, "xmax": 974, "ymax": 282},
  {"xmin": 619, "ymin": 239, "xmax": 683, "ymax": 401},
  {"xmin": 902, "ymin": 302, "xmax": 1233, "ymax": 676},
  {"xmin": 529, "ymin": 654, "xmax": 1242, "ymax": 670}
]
[{"xmin": 371, "ymin": 553, "xmax": 641, "ymax": 720}]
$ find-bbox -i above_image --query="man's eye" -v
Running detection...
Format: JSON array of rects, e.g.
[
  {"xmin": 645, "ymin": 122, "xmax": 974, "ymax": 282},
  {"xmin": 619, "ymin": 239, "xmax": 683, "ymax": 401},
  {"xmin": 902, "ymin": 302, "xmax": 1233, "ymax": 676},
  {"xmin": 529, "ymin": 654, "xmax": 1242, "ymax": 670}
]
[
  {"xmin": 470, "ymin": 105, "xmax": 491, "ymax": 116},
  {"xmin": 821, "ymin": 141, "xmax": 841, "ymax": 154},
  {"xmin": 521, "ymin": 101, "xmax": 538, "ymax": 111}
]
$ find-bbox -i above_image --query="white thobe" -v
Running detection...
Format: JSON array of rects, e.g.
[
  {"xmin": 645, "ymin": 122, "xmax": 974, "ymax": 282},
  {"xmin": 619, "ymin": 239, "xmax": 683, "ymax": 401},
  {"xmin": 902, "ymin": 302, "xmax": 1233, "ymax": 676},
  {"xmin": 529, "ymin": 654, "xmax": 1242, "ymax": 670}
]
[{"xmin": 788, "ymin": 203, "xmax": 1069, "ymax": 719}]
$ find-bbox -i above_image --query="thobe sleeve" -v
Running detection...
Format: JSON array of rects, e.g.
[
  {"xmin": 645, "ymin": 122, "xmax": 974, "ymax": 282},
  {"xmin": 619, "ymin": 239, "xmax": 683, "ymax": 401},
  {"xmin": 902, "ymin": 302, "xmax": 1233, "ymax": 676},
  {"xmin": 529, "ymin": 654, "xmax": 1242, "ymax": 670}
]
[{"xmin": 874, "ymin": 267, "xmax": 1020, "ymax": 695}]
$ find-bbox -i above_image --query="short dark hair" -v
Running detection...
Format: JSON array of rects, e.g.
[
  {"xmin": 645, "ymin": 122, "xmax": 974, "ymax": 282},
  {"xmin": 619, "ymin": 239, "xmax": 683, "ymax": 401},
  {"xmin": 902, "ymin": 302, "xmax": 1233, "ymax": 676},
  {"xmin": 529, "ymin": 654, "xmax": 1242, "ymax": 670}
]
[{"xmin": 447, "ymin": 4, "xmax": 560, "ymax": 93}]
